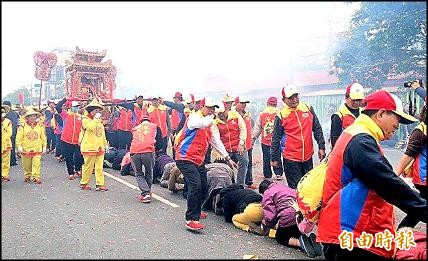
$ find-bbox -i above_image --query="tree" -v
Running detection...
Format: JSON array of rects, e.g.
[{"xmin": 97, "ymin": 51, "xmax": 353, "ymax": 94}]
[
  {"xmin": 331, "ymin": 2, "xmax": 426, "ymax": 89},
  {"xmin": 2, "ymin": 87, "xmax": 33, "ymax": 106}
]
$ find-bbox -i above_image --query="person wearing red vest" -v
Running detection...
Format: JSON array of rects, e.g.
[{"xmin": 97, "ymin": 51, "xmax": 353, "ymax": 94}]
[
  {"xmin": 129, "ymin": 114, "xmax": 163, "ymax": 203},
  {"xmin": 395, "ymin": 103, "xmax": 427, "ymax": 229},
  {"xmin": 330, "ymin": 83, "xmax": 365, "ymax": 148},
  {"xmin": 147, "ymin": 97, "xmax": 171, "ymax": 155},
  {"xmin": 163, "ymin": 92, "xmax": 186, "ymax": 159},
  {"xmin": 174, "ymin": 97, "xmax": 237, "ymax": 231},
  {"xmin": 56, "ymin": 98, "xmax": 84, "ymax": 179},
  {"xmin": 271, "ymin": 84, "xmax": 326, "ymax": 189},
  {"xmin": 235, "ymin": 96, "xmax": 256, "ymax": 190},
  {"xmin": 116, "ymin": 107, "xmax": 133, "ymax": 150},
  {"xmin": 318, "ymin": 90, "xmax": 426, "ymax": 260},
  {"xmin": 216, "ymin": 96, "xmax": 248, "ymax": 187},
  {"xmin": 252, "ymin": 96, "xmax": 282, "ymax": 180}
]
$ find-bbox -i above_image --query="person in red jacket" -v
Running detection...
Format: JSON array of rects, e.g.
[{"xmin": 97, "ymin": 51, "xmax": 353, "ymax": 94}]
[
  {"xmin": 56, "ymin": 98, "xmax": 84, "ymax": 180},
  {"xmin": 147, "ymin": 96, "xmax": 171, "ymax": 155},
  {"xmin": 116, "ymin": 106, "xmax": 133, "ymax": 150},
  {"xmin": 174, "ymin": 97, "xmax": 237, "ymax": 231},
  {"xmin": 234, "ymin": 96, "xmax": 256, "ymax": 189},
  {"xmin": 330, "ymin": 83, "xmax": 365, "ymax": 148},
  {"xmin": 317, "ymin": 90, "xmax": 426, "ymax": 260},
  {"xmin": 271, "ymin": 84, "xmax": 326, "ymax": 189},
  {"xmin": 252, "ymin": 97, "xmax": 282, "ymax": 180},
  {"xmin": 129, "ymin": 114, "xmax": 163, "ymax": 203}
]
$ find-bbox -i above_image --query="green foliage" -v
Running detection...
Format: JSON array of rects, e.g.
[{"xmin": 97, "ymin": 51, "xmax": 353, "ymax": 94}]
[
  {"xmin": 2, "ymin": 87, "xmax": 33, "ymax": 106},
  {"xmin": 332, "ymin": 2, "xmax": 426, "ymax": 89}
]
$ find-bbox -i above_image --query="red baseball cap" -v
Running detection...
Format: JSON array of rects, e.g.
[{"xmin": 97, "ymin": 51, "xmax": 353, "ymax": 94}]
[
  {"xmin": 267, "ymin": 97, "xmax": 277, "ymax": 105},
  {"xmin": 364, "ymin": 90, "xmax": 417, "ymax": 124},
  {"xmin": 174, "ymin": 92, "xmax": 183, "ymax": 99}
]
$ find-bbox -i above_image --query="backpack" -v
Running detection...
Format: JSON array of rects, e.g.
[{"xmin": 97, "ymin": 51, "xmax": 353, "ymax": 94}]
[{"xmin": 296, "ymin": 153, "xmax": 330, "ymax": 223}]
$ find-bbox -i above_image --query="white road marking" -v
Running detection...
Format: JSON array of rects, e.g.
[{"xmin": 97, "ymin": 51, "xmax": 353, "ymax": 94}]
[{"xmin": 103, "ymin": 172, "xmax": 180, "ymax": 208}]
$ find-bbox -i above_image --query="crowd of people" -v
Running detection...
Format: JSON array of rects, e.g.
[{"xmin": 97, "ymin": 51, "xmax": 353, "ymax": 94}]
[{"xmin": 1, "ymin": 81, "xmax": 426, "ymax": 260}]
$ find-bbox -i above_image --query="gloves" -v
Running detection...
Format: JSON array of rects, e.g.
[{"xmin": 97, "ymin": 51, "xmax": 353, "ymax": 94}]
[
  {"xmin": 94, "ymin": 113, "xmax": 102, "ymax": 119},
  {"xmin": 42, "ymin": 147, "xmax": 47, "ymax": 153},
  {"xmin": 17, "ymin": 147, "xmax": 23, "ymax": 153}
]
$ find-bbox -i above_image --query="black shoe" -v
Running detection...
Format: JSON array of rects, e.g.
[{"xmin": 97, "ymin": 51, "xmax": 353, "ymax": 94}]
[
  {"xmin": 10, "ymin": 162, "xmax": 18, "ymax": 166},
  {"xmin": 299, "ymin": 234, "xmax": 316, "ymax": 258},
  {"xmin": 309, "ymin": 233, "xmax": 323, "ymax": 257}
]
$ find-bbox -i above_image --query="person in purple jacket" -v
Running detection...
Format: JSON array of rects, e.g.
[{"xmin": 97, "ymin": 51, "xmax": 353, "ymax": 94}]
[{"xmin": 258, "ymin": 179, "xmax": 322, "ymax": 258}]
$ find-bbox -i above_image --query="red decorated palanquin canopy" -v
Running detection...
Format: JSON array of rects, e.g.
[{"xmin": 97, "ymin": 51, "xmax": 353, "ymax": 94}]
[{"xmin": 65, "ymin": 46, "xmax": 116, "ymax": 101}]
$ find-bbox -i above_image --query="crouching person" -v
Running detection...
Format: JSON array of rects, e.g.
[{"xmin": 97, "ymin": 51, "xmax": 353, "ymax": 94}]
[
  {"xmin": 218, "ymin": 184, "xmax": 263, "ymax": 233},
  {"xmin": 258, "ymin": 180, "xmax": 322, "ymax": 258},
  {"xmin": 79, "ymin": 99, "xmax": 109, "ymax": 191},
  {"xmin": 129, "ymin": 114, "xmax": 163, "ymax": 203},
  {"xmin": 16, "ymin": 108, "xmax": 47, "ymax": 184}
]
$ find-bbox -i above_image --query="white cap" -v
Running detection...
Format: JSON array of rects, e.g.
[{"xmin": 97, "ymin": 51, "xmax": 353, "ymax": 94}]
[
  {"xmin": 215, "ymin": 102, "xmax": 225, "ymax": 113},
  {"xmin": 281, "ymin": 84, "xmax": 299, "ymax": 98},
  {"xmin": 71, "ymin": 101, "xmax": 80, "ymax": 107},
  {"xmin": 346, "ymin": 83, "xmax": 365, "ymax": 100},
  {"xmin": 200, "ymin": 97, "xmax": 219, "ymax": 108}
]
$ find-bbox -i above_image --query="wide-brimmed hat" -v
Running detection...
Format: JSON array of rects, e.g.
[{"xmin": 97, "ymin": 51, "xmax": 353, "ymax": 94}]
[
  {"xmin": 222, "ymin": 94, "xmax": 234, "ymax": 103},
  {"xmin": 85, "ymin": 98, "xmax": 105, "ymax": 111},
  {"xmin": 24, "ymin": 107, "xmax": 41, "ymax": 118},
  {"xmin": 363, "ymin": 90, "xmax": 417, "ymax": 124}
]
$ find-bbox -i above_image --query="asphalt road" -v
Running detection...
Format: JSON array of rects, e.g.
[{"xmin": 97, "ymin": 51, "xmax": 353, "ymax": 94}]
[{"xmin": 1, "ymin": 144, "xmax": 425, "ymax": 259}]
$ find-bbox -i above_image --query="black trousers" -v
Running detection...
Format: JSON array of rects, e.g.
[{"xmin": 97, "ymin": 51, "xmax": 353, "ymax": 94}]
[
  {"xmin": 282, "ymin": 157, "xmax": 313, "ymax": 189},
  {"xmin": 275, "ymin": 225, "xmax": 301, "ymax": 246},
  {"xmin": 176, "ymin": 160, "xmax": 208, "ymax": 221},
  {"xmin": 262, "ymin": 144, "xmax": 283, "ymax": 178},
  {"xmin": 323, "ymin": 243, "xmax": 391, "ymax": 261},
  {"xmin": 118, "ymin": 130, "xmax": 132, "ymax": 150},
  {"xmin": 245, "ymin": 148, "xmax": 253, "ymax": 185},
  {"xmin": 62, "ymin": 141, "xmax": 84, "ymax": 176},
  {"xmin": 398, "ymin": 184, "xmax": 427, "ymax": 228}
]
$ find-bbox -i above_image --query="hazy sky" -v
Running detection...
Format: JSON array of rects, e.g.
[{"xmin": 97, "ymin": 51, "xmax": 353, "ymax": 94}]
[{"xmin": 2, "ymin": 2, "xmax": 360, "ymax": 98}]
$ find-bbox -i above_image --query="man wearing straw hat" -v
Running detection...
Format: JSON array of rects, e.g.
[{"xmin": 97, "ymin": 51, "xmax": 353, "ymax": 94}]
[
  {"xmin": 2, "ymin": 104, "xmax": 13, "ymax": 181},
  {"xmin": 79, "ymin": 98, "xmax": 109, "ymax": 191},
  {"xmin": 16, "ymin": 107, "xmax": 47, "ymax": 184}
]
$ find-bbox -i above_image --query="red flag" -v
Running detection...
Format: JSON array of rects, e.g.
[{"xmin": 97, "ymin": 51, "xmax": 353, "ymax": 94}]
[{"xmin": 18, "ymin": 92, "xmax": 24, "ymax": 104}]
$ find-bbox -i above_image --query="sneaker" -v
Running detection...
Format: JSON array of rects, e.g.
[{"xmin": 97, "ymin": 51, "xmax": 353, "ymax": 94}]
[
  {"xmin": 32, "ymin": 178, "xmax": 42, "ymax": 184},
  {"xmin": 11, "ymin": 162, "xmax": 18, "ymax": 166},
  {"xmin": 68, "ymin": 175, "xmax": 75, "ymax": 180},
  {"xmin": 299, "ymin": 234, "xmax": 316, "ymax": 258},
  {"xmin": 75, "ymin": 171, "xmax": 82, "ymax": 178},
  {"xmin": 80, "ymin": 184, "xmax": 91, "ymax": 190},
  {"xmin": 185, "ymin": 220, "xmax": 204, "ymax": 231},
  {"xmin": 276, "ymin": 175, "xmax": 284, "ymax": 180},
  {"xmin": 95, "ymin": 186, "xmax": 108, "ymax": 192},
  {"xmin": 309, "ymin": 233, "xmax": 323, "ymax": 257},
  {"xmin": 200, "ymin": 212, "xmax": 207, "ymax": 219},
  {"xmin": 2, "ymin": 176, "xmax": 10, "ymax": 182},
  {"xmin": 139, "ymin": 194, "xmax": 151, "ymax": 203},
  {"xmin": 246, "ymin": 184, "xmax": 257, "ymax": 190},
  {"xmin": 24, "ymin": 176, "xmax": 31, "ymax": 182}
]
